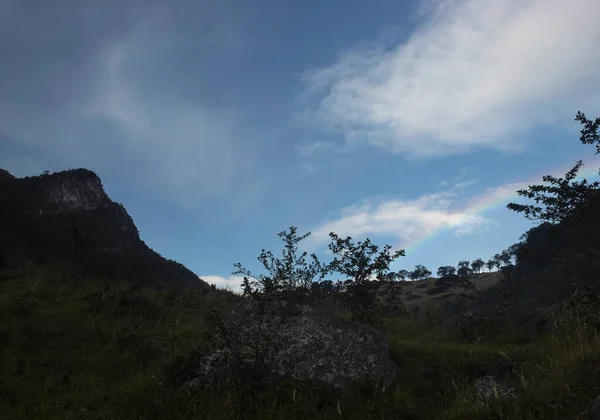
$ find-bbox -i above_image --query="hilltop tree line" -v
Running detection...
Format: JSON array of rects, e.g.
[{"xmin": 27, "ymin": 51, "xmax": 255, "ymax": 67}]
[{"xmin": 392, "ymin": 245, "xmax": 520, "ymax": 281}]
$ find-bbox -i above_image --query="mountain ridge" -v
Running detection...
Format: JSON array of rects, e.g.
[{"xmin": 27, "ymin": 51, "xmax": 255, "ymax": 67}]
[{"xmin": 0, "ymin": 168, "xmax": 208, "ymax": 289}]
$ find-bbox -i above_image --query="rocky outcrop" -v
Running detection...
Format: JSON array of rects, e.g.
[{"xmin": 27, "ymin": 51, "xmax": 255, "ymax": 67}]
[
  {"xmin": 39, "ymin": 169, "xmax": 107, "ymax": 214},
  {"xmin": 186, "ymin": 301, "xmax": 397, "ymax": 392},
  {"xmin": 0, "ymin": 168, "xmax": 207, "ymax": 289}
]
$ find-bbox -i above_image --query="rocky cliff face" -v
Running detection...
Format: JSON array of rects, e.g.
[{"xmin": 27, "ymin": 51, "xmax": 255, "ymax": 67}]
[
  {"xmin": 41, "ymin": 169, "xmax": 106, "ymax": 213},
  {"xmin": 0, "ymin": 168, "xmax": 207, "ymax": 289}
]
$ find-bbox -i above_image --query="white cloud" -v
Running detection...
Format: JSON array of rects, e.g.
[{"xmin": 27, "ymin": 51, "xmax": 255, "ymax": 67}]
[
  {"xmin": 309, "ymin": 188, "xmax": 495, "ymax": 250},
  {"xmin": 307, "ymin": 155, "xmax": 600, "ymax": 252},
  {"xmin": 200, "ymin": 275, "xmax": 246, "ymax": 294},
  {"xmin": 298, "ymin": 0, "xmax": 600, "ymax": 158}
]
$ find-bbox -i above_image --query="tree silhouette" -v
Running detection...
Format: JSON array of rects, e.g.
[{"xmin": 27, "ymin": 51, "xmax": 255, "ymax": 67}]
[
  {"xmin": 471, "ymin": 258, "xmax": 485, "ymax": 274},
  {"xmin": 410, "ymin": 264, "xmax": 432, "ymax": 281},
  {"xmin": 326, "ymin": 233, "xmax": 404, "ymax": 325},
  {"xmin": 507, "ymin": 112, "xmax": 600, "ymax": 225},
  {"xmin": 233, "ymin": 226, "xmax": 325, "ymax": 304},
  {"xmin": 437, "ymin": 265, "xmax": 456, "ymax": 278},
  {"xmin": 395, "ymin": 269, "xmax": 409, "ymax": 281}
]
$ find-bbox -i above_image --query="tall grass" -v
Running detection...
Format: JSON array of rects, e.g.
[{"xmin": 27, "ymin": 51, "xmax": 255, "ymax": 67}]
[{"xmin": 1, "ymin": 263, "xmax": 599, "ymax": 419}]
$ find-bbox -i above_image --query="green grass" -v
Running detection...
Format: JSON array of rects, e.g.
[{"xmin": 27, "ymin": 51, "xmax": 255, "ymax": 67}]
[{"xmin": 1, "ymin": 261, "xmax": 599, "ymax": 419}]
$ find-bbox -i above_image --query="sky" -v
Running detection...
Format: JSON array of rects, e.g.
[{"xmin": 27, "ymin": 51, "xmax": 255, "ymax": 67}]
[{"xmin": 1, "ymin": 0, "xmax": 600, "ymax": 294}]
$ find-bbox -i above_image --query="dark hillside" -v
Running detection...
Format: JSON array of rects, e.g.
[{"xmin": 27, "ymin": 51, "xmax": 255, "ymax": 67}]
[{"xmin": 0, "ymin": 168, "xmax": 208, "ymax": 289}]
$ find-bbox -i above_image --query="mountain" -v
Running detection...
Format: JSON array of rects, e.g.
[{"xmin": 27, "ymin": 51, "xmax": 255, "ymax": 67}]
[{"xmin": 0, "ymin": 168, "xmax": 208, "ymax": 289}]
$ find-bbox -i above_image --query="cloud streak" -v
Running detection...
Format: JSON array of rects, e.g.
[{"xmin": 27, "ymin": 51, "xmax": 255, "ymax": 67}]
[
  {"xmin": 0, "ymin": 2, "xmax": 248, "ymax": 203},
  {"xmin": 298, "ymin": 0, "xmax": 600, "ymax": 158},
  {"xmin": 200, "ymin": 275, "xmax": 245, "ymax": 294},
  {"xmin": 307, "ymin": 154, "xmax": 600, "ymax": 253},
  {"xmin": 306, "ymin": 178, "xmax": 534, "ymax": 252},
  {"xmin": 84, "ymin": 38, "xmax": 237, "ymax": 198}
]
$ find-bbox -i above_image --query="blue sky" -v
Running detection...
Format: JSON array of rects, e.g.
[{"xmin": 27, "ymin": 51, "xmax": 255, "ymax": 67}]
[{"xmin": 2, "ymin": 0, "xmax": 600, "ymax": 293}]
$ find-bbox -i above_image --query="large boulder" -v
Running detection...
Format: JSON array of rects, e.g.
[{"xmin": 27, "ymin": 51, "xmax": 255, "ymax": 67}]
[{"xmin": 185, "ymin": 301, "xmax": 397, "ymax": 392}]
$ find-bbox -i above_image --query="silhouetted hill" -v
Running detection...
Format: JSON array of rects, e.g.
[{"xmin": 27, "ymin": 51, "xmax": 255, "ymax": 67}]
[{"xmin": 0, "ymin": 168, "xmax": 208, "ymax": 289}]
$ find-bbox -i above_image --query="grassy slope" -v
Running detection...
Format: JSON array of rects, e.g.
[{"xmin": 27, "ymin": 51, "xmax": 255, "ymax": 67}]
[
  {"xmin": 1, "ymin": 263, "xmax": 599, "ymax": 420},
  {"xmin": 391, "ymin": 272, "xmax": 502, "ymax": 308}
]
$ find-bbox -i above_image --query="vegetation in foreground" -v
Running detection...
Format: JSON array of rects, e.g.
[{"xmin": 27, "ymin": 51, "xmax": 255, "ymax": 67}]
[{"xmin": 1, "ymin": 258, "xmax": 600, "ymax": 420}]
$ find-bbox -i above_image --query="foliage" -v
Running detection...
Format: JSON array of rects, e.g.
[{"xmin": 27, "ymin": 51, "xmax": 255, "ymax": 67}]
[
  {"xmin": 233, "ymin": 226, "xmax": 325, "ymax": 305},
  {"xmin": 326, "ymin": 233, "xmax": 404, "ymax": 284},
  {"xmin": 437, "ymin": 265, "xmax": 456, "ymax": 278},
  {"xmin": 326, "ymin": 233, "xmax": 404, "ymax": 326},
  {"xmin": 507, "ymin": 111, "xmax": 600, "ymax": 225},
  {"xmin": 561, "ymin": 283, "xmax": 600, "ymax": 330},
  {"xmin": 494, "ymin": 251, "xmax": 513, "ymax": 268},
  {"xmin": 228, "ymin": 227, "xmax": 329, "ymax": 400},
  {"xmin": 394, "ymin": 269, "xmax": 409, "ymax": 281},
  {"xmin": 470, "ymin": 258, "xmax": 485, "ymax": 274},
  {"xmin": 3, "ymin": 242, "xmax": 600, "ymax": 419},
  {"xmin": 506, "ymin": 111, "xmax": 600, "ymax": 302},
  {"xmin": 409, "ymin": 264, "xmax": 432, "ymax": 281}
]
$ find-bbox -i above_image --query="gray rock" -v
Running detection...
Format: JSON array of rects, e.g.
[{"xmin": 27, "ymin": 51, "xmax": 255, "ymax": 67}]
[
  {"xmin": 186, "ymin": 301, "xmax": 397, "ymax": 392},
  {"xmin": 474, "ymin": 375, "xmax": 516, "ymax": 407}
]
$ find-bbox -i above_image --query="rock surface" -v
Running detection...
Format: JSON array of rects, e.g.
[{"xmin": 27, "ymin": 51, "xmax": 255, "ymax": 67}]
[
  {"xmin": 187, "ymin": 301, "xmax": 397, "ymax": 391},
  {"xmin": 474, "ymin": 375, "xmax": 516, "ymax": 407}
]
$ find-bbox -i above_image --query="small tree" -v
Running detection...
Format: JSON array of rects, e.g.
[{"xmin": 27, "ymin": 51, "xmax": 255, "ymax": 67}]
[
  {"xmin": 457, "ymin": 260, "xmax": 471, "ymax": 277},
  {"xmin": 458, "ymin": 260, "xmax": 470, "ymax": 270},
  {"xmin": 437, "ymin": 265, "xmax": 456, "ymax": 278},
  {"xmin": 496, "ymin": 250, "xmax": 513, "ymax": 267},
  {"xmin": 485, "ymin": 259, "xmax": 495, "ymax": 272},
  {"xmin": 326, "ymin": 233, "xmax": 404, "ymax": 326},
  {"xmin": 471, "ymin": 258, "xmax": 485, "ymax": 274},
  {"xmin": 507, "ymin": 112, "xmax": 600, "ymax": 225},
  {"xmin": 410, "ymin": 265, "xmax": 431, "ymax": 280},
  {"xmin": 233, "ymin": 226, "xmax": 326, "ymax": 304},
  {"xmin": 213, "ymin": 226, "xmax": 328, "ymax": 403},
  {"xmin": 395, "ymin": 269, "xmax": 410, "ymax": 281}
]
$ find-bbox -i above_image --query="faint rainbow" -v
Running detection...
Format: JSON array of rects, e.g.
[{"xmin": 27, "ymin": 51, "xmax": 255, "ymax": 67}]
[{"xmin": 404, "ymin": 156, "xmax": 600, "ymax": 254}]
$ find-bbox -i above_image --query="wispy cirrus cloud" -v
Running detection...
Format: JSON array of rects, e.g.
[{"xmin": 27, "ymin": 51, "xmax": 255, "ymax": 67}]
[
  {"xmin": 0, "ymin": 1, "xmax": 249, "ymax": 203},
  {"xmin": 83, "ymin": 35, "xmax": 238, "ymax": 199},
  {"xmin": 297, "ymin": 0, "xmax": 600, "ymax": 159}
]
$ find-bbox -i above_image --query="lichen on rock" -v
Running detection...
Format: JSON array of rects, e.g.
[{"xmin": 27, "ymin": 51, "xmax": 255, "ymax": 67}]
[
  {"xmin": 474, "ymin": 375, "xmax": 516, "ymax": 408},
  {"xmin": 186, "ymin": 301, "xmax": 397, "ymax": 392}
]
